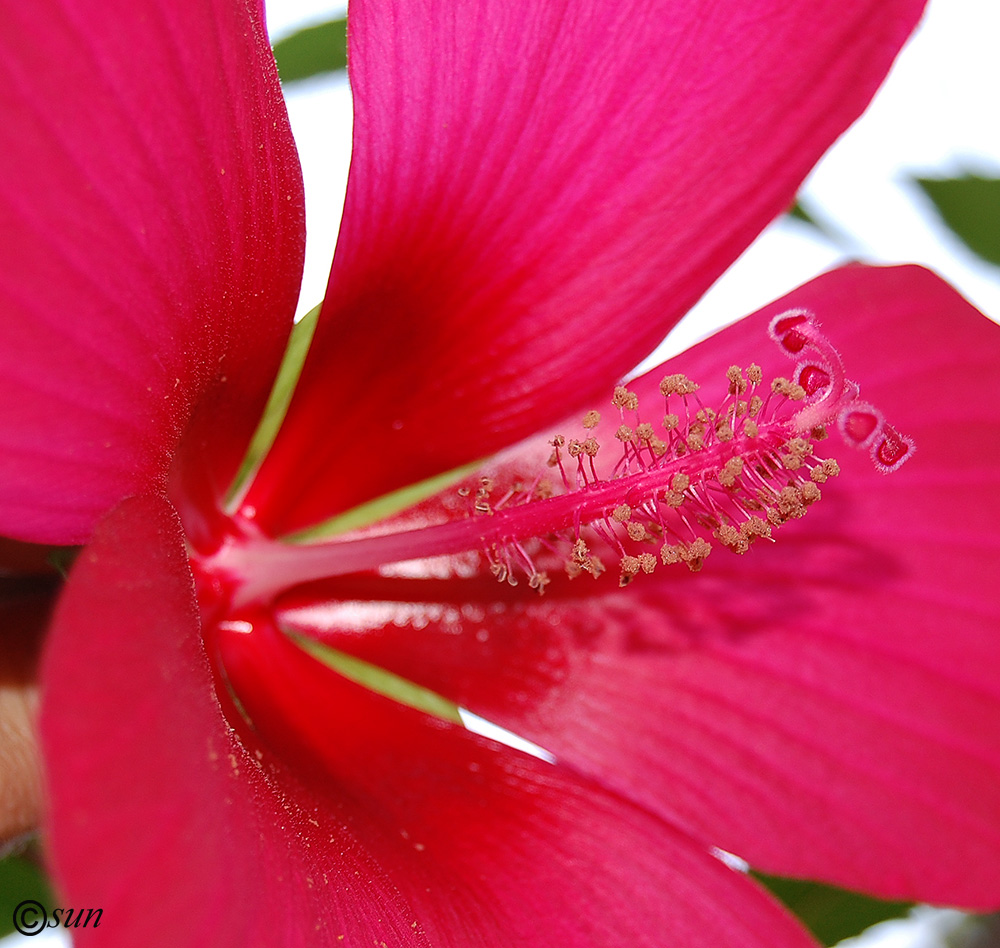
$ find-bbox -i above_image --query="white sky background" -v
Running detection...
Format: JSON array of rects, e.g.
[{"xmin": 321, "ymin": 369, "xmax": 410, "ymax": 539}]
[{"xmin": 4, "ymin": 2, "xmax": 995, "ymax": 947}]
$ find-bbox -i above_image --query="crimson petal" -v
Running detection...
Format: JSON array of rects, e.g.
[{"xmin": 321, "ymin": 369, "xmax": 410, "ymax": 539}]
[
  {"xmin": 43, "ymin": 494, "xmax": 820, "ymax": 948},
  {"xmin": 288, "ymin": 265, "xmax": 1000, "ymax": 908},
  {"xmin": 0, "ymin": 0, "xmax": 304, "ymax": 545},
  {"xmin": 248, "ymin": 0, "xmax": 927, "ymax": 535}
]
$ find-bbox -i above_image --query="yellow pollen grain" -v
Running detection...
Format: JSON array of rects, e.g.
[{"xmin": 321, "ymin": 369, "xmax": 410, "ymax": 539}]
[
  {"xmin": 612, "ymin": 386, "xmax": 639, "ymax": 411},
  {"xmin": 650, "ymin": 437, "xmax": 667, "ymax": 457},
  {"xmin": 626, "ymin": 522, "xmax": 647, "ymax": 541},
  {"xmin": 550, "ymin": 435, "xmax": 565, "ymax": 447},
  {"xmin": 671, "ymin": 473, "xmax": 690, "ymax": 492},
  {"xmin": 743, "ymin": 419, "xmax": 759, "ymax": 438},
  {"xmin": 572, "ymin": 538, "xmax": 589, "ymax": 562},
  {"xmin": 726, "ymin": 366, "xmax": 748, "ymax": 395},
  {"xmin": 716, "ymin": 422, "xmax": 734, "ymax": 442},
  {"xmin": 660, "ymin": 543, "xmax": 682, "ymax": 565},
  {"xmin": 749, "ymin": 395, "xmax": 764, "ymax": 415},
  {"xmin": 822, "ymin": 458, "xmax": 840, "ymax": 477},
  {"xmin": 582, "ymin": 410, "xmax": 601, "ymax": 429},
  {"xmin": 535, "ymin": 479, "xmax": 554, "ymax": 499},
  {"xmin": 660, "ymin": 374, "xmax": 700, "ymax": 397},
  {"xmin": 801, "ymin": 481, "xmax": 821, "ymax": 505},
  {"xmin": 717, "ymin": 523, "xmax": 742, "ymax": 549},
  {"xmin": 636, "ymin": 422, "xmax": 655, "ymax": 442},
  {"xmin": 619, "ymin": 555, "xmax": 641, "ymax": 585},
  {"xmin": 568, "ymin": 439, "xmax": 584, "ymax": 458},
  {"xmin": 583, "ymin": 437, "xmax": 600, "ymax": 457},
  {"xmin": 638, "ymin": 552, "xmax": 657, "ymax": 574},
  {"xmin": 612, "ymin": 504, "xmax": 632, "ymax": 522},
  {"xmin": 687, "ymin": 430, "xmax": 704, "ymax": 451},
  {"xmin": 747, "ymin": 364, "xmax": 763, "ymax": 384},
  {"xmin": 662, "ymin": 413, "xmax": 679, "ymax": 431},
  {"xmin": 684, "ymin": 538, "xmax": 712, "ymax": 571},
  {"xmin": 788, "ymin": 437, "xmax": 812, "ymax": 456},
  {"xmin": 615, "ymin": 425, "xmax": 634, "ymax": 442},
  {"xmin": 718, "ymin": 456, "xmax": 744, "ymax": 488}
]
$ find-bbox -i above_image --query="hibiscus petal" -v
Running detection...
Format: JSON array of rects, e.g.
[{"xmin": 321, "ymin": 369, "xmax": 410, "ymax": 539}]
[
  {"xmin": 285, "ymin": 266, "xmax": 1000, "ymax": 908},
  {"xmin": 0, "ymin": 0, "xmax": 304, "ymax": 545},
  {"xmin": 249, "ymin": 0, "xmax": 926, "ymax": 535},
  {"xmin": 43, "ymin": 493, "xmax": 819, "ymax": 948}
]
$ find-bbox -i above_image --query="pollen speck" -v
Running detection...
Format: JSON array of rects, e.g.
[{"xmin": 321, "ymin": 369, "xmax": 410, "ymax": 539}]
[
  {"xmin": 626, "ymin": 522, "xmax": 647, "ymax": 541},
  {"xmin": 612, "ymin": 386, "xmax": 639, "ymax": 410},
  {"xmin": 582, "ymin": 410, "xmax": 601, "ymax": 429},
  {"xmin": 612, "ymin": 504, "xmax": 632, "ymax": 522}
]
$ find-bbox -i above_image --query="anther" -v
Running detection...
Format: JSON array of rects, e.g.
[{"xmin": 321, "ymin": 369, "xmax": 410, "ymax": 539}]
[{"xmin": 612, "ymin": 504, "xmax": 632, "ymax": 522}]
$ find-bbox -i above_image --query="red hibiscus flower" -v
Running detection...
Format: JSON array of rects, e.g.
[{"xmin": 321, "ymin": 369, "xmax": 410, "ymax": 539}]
[{"xmin": 2, "ymin": 0, "xmax": 999, "ymax": 945}]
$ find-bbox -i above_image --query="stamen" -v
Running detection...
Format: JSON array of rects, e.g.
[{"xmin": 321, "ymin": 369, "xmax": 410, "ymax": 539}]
[{"xmin": 201, "ymin": 311, "xmax": 915, "ymax": 608}]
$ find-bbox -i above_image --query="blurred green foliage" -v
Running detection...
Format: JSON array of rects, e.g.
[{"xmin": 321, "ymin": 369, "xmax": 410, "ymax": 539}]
[
  {"xmin": 272, "ymin": 17, "xmax": 348, "ymax": 83},
  {"xmin": 0, "ymin": 842, "xmax": 56, "ymax": 938},
  {"xmin": 914, "ymin": 174, "xmax": 1000, "ymax": 268},
  {"xmin": 756, "ymin": 872, "xmax": 913, "ymax": 946}
]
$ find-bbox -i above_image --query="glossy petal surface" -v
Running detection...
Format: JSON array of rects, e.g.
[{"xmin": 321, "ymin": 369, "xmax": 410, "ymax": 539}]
[
  {"xmin": 0, "ymin": 0, "xmax": 304, "ymax": 545},
  {"xmin": 250, "ymin": 0, "xmax": 926, "ymax": 534},
  {"xmin": 43, "ymin": 495, "xmax": 820, "ymax": 948},
  {"xmin": 284, "ymin": 266, "xmax": 1000, "ymax": 908}
]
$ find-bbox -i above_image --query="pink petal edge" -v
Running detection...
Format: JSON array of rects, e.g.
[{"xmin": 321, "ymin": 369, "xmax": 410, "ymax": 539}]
[
  {"xmin": 282, "ymin": 265, "xmax": 1000, "ymax": 908},
  {"xmin": 249, "ymin": 0, "xmax": 927, "ymax": 535},
  {"xmin": 0, "ymin": 0, "xmax": 304, "ymax": 545},
  {"xmin": 42, "ymin": 493, "xmax": 821, "ymax": 948}
]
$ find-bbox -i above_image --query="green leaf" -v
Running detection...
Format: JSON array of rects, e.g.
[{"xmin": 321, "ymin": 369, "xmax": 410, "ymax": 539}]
[
  {"xmin": 785, "ymin": 199, "xmax": 851, "ymax": 248},
  {"xmin": 755, "ymin": 873, "xmax": 913, "ymax": 946},
  {"xmin": 272, "ymin": 18, "xmax": 348, "ymax": 83},
  {"xmin": 913, "ymin": 174, "xmax": 1000, "ymax": 267},
  {"xmin": 0, "ymin": 843, "xmax": 56, "ymax": 939}
]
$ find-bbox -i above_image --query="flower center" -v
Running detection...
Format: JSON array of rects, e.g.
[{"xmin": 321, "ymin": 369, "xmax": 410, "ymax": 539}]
[{"xmin": 192, "ymin": 309, "xmax": 913, "ymax": 612}]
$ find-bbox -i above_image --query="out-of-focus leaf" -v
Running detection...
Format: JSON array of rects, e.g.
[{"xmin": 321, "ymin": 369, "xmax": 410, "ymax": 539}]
[
  {"xmin": 756, "ymin": 872, "xmax": 913, "ymax": 946},
  {"xmin": 0, "ymin": 844, "xmax": 56, "ymax": 938},
  {"xmin": 272, "ymin": 17, "xmax": 347, "ymax": 83},
  {"xmin": 913, "ymin": 174, "xmax": 1000, "ymax": 267},
  {"xmin": 788, "ymin": 200, "xmax": 823, "ymax": 230},
  {"xmin": 785, "ymin": 199, "xmax": 854, "ymax": 250}
]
